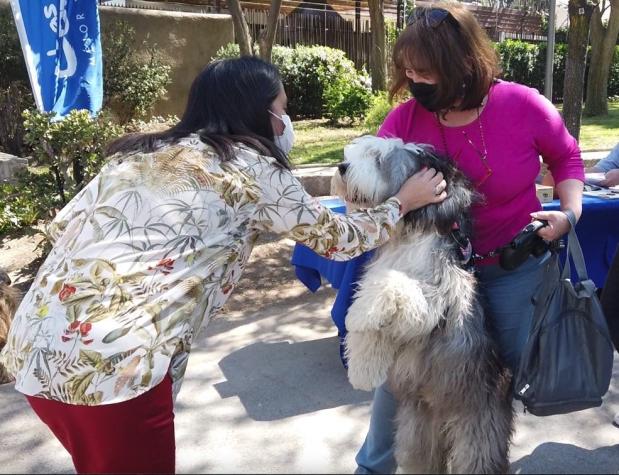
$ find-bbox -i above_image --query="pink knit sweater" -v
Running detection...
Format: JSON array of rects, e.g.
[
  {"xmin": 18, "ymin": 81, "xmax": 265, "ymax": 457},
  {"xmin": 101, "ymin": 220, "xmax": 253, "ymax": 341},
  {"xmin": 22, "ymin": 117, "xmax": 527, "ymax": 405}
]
[{"xmin": 378, "ymin": 80, "xmax": 584, "ymax": 257}]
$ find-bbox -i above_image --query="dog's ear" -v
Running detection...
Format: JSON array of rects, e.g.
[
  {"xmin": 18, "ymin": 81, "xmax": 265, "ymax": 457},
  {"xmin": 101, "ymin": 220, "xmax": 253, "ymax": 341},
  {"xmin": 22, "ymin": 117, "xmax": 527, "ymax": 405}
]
[
  {"xmin": 381, "ymin": 147, "xmax": 422, "ymax": 198},
  {"xmin": 404, "ymin": 150, "xmax": 479, "ymax": 235},
  {"xmin": 433, "ymin": 174, "xmax": 477, "ymax": 234}
]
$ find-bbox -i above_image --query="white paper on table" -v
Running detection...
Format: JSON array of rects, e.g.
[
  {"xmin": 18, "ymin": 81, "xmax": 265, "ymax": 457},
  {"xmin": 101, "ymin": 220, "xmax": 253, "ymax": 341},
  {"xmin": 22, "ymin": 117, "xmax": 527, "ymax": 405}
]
[{"xmin": 583, "ymin": 188, "xmax": 619, "ymax": 199}]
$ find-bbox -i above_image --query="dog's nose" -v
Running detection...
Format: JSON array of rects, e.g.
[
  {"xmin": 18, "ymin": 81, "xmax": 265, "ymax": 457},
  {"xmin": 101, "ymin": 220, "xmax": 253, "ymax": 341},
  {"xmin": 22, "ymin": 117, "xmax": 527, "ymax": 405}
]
[{"xmin": 338, "ymin": 162, "xmax": 349, "ymax": 175}]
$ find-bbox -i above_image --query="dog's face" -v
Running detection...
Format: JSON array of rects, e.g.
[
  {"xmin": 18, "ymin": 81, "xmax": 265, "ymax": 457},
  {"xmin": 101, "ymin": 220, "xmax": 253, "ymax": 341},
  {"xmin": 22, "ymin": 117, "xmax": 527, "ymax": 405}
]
[
  {"xmin": 334, "ymin": 135, "xmax": 477, "ymax": 235},
  {"xmin": 333, "ymin": 136, "xmax": 426, "ymax": 207}
]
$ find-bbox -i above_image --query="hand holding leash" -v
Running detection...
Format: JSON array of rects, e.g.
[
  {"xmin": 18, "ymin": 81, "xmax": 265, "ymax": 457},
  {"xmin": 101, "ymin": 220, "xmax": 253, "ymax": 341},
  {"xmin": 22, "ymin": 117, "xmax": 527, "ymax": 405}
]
[{"xmin": 395, "ymin": 167, "xmax": 447, "ymax": 214}]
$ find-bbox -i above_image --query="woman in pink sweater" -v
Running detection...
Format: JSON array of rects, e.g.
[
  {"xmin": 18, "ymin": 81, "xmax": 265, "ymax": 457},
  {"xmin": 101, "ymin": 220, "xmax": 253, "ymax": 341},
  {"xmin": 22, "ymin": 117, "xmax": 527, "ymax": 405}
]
[{"xmin": 355, "ymin": 3, "xmax": 584, "ymax": 473}]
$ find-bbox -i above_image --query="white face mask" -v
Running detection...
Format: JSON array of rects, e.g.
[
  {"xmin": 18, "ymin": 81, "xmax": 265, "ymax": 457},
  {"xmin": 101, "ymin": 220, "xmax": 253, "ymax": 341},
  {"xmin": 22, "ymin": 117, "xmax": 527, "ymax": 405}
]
[{"xmin": 269, "ymin": 111, "xmax": 295, "ymax": 155}]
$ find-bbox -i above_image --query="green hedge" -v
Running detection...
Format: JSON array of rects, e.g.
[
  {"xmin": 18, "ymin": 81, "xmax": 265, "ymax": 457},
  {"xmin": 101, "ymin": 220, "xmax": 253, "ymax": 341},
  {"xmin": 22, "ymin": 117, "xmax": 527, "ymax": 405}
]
[
  {"xmin": 496, "ymin": 40, "xmax": 619, "ymax": 102},
  {"xmin": 213, "ymin": 44, "xmax": 372, "ymax": 121},
  {"xmin": 214, "ymin": 41, "xmax": 619, "ymax": 109}
]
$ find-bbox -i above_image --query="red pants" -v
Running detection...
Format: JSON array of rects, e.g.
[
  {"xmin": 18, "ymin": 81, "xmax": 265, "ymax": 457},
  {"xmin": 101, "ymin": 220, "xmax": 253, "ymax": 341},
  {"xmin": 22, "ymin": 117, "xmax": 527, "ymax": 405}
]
[{"xmin": 27, "ymin": 375, "xmax": 175, "ymax": 474}]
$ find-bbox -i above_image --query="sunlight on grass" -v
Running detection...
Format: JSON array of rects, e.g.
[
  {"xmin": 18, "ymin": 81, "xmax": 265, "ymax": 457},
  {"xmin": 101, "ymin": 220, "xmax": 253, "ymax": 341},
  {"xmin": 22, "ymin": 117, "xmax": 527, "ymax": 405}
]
[
  {"xmin": 579, "ymin": 102, "xmax": 619, "ymax": 151},
  {"xmin": 291, "ymin": 103, "xmax": 619, "ymax": 166},
  {"xmin": 555, "ymin": 102, "xmax": 619, "ymax": 150},
  {"xmin": 289, "ymin": 120, "xmax": 366, "ymax": 166}
]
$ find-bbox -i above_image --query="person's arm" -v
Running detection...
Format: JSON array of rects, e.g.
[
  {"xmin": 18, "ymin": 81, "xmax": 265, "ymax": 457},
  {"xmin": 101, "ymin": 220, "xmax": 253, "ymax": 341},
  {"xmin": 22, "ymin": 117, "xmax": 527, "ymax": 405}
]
[
  {"xmin": 595, "ymin": 144, "xmax": 619, "ymax": 187},
  {"xmin": 524, "ymin": 89, "xmax": 584, "ymax": 240},
  {"xmin": 252, "ymin": 156, "xmax": 446, "ymax": 261},
  {"xmin": 599, "ymin": 170, "xmax": 619, "ymax": 187}
]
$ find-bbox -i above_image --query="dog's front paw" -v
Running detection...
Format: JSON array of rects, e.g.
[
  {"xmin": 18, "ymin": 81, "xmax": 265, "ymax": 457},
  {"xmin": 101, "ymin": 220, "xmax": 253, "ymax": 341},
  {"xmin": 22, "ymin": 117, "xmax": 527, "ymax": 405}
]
[
  {"xmin": 346, "ymin": 269, "xmax": 434, "ymax": 338},
  {"xmin": 345, "ymin": 331, "xmax": 396, "ymax": 391}
]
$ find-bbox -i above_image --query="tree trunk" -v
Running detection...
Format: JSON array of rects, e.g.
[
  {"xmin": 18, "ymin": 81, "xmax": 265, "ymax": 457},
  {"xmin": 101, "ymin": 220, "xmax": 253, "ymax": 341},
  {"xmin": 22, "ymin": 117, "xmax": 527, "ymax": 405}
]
[
  {"xmin": 228, "ymin": 0, "xmax": 253, "ymax": 56},
  {"xmin": 368, "ymin": 0, "xmax": 387, "ymax": 91},
  {"xmin": 562, "ymin": 0, "xmax": 595, "ymax": 140},
  {"xmin": 258, "ymin": 0, "xmax": 282, "ymax": 63},
  {"xmin": 584, "ymin": 0, "xmax": 619, "ymax": 116}
]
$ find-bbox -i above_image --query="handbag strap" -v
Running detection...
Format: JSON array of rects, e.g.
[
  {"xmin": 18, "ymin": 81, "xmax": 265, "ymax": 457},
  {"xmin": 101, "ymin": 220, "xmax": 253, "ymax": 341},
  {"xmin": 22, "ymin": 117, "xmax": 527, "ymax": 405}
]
[{"xmin": 561, "ymin": 210, "xmax": 589, "ymax": 283}]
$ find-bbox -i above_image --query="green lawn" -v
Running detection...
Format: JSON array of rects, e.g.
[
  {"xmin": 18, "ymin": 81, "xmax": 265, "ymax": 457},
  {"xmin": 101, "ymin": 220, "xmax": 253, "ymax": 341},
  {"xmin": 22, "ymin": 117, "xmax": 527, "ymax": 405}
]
[
  {"xmin": 290, "ymin": 103, "xmax": 619, "ymax": 166},
  {"xmin": 289, "ymin": 120, "xmax": 367, "ymax": 166},
  {"xmin": 579, "ymin": 102, "xmax": 619, "ymax": 151}
]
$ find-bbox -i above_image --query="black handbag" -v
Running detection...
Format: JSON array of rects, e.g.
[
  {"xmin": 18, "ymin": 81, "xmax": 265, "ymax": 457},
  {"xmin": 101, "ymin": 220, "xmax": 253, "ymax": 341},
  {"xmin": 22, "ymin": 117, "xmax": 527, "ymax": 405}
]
[{"xmin": 512, "ymin": 212, "xmax": 615, "ymax": 416}]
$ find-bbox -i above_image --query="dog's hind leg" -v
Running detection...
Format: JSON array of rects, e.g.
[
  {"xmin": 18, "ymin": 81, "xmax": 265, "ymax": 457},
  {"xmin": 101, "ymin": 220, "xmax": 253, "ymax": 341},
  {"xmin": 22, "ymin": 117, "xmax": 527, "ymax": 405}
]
[
  {"xmin": 443, "ymin": 405, "xmax": 512, "ymax": 474},
  {"xmin": 395, "ymin": 400, "xmax": 447, "ymax": 474}
]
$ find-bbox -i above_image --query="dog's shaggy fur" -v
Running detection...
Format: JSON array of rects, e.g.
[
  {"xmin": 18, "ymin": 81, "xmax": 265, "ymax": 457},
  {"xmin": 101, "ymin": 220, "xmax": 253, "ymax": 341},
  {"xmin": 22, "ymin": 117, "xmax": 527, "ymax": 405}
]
[
  {"xmin": 0, "ymin": 268, "xmax": 19, "ymax": 384},
  {"xmin": 336, "ymin": 136, "xmax": 513, "ymax": 474}
]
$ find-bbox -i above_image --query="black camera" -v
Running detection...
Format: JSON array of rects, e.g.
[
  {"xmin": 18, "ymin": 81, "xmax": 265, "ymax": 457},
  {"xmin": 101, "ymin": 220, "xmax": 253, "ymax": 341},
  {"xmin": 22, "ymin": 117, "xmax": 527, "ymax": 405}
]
[{"xmin": 499, "ymin": 220, "xmax": 549, "ymax": 271}]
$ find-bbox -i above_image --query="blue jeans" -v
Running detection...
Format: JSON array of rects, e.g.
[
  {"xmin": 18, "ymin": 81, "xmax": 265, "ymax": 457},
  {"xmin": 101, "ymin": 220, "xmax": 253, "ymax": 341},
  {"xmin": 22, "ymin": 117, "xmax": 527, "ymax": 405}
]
[{"xmin": 354, "ymin": 253, "xmax": 549, "ymax": 474}]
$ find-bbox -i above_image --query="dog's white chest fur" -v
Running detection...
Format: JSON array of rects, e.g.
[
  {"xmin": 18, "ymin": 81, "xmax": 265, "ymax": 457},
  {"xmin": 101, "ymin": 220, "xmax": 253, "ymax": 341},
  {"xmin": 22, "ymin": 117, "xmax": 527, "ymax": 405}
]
[{"xmin": 344, "ymin": 227, "xmax": 477, "ymax": 392}]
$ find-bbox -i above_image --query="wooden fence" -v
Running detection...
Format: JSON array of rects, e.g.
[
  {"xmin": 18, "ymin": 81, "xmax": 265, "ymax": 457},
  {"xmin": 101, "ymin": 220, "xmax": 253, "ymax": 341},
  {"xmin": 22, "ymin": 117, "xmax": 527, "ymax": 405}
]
[
  {"xmin": 100, "ymin": 0, "xmax": 547, "ymax": 68},
  {"xmin": 244, "ymin": 8, "xmax": 383, "ymax": 69}
]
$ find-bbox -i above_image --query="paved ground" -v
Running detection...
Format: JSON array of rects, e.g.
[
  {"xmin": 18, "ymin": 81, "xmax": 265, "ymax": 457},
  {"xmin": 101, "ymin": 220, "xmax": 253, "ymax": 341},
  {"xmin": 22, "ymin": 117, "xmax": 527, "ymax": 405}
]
[{"xmin": 1, "ymin": 237, "xmax": 618, "ymax": 474}]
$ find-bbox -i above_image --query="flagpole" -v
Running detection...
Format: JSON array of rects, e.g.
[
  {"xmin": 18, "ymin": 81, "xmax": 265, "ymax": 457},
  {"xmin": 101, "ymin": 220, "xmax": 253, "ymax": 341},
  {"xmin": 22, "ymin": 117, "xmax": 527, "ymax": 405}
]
[{"xmin": 544, "ymin": 0, "xmax": 557, "ymax": 101}]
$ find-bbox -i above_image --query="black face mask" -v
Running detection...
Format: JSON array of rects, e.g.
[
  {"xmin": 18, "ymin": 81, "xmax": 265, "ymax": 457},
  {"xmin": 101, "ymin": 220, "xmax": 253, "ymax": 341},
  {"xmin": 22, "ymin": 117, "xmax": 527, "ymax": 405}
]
[{"xmin": 408, "ymin": 80, "xmax": 446, "ymax": 112}]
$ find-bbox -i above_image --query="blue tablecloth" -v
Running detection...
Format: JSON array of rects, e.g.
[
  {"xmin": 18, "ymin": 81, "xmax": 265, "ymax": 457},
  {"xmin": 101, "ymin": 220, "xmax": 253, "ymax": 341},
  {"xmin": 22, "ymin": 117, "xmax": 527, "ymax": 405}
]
[
  {"xmin": 545, "ymin": 195, "xmax": 619, "ymax": 288},
  {"xmin": 291, "ymin": 195, "xmax": 619, "ymax": 364}
]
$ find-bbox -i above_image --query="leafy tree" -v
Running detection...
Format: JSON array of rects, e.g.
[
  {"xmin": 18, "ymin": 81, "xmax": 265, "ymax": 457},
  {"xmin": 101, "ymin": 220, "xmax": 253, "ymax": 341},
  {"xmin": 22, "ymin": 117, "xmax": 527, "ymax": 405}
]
[{"xmin": 226, "ymin": 0, "xmax": 282, "ymax": 62}]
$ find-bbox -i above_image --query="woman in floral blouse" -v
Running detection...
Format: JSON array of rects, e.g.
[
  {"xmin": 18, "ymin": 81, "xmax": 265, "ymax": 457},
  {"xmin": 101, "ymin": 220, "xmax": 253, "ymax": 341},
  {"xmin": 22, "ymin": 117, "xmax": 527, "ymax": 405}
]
[{"xmin": 1, "ymin": 57, "xmax": 447, "ymax": 474}]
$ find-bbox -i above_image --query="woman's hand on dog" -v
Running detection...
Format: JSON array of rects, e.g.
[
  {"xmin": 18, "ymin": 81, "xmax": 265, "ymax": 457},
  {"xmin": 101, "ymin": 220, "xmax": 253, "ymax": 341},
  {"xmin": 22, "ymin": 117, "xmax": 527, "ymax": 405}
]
[{"xmin": 395, "ymin": 167, "xmax": 447, "ymax": 214}]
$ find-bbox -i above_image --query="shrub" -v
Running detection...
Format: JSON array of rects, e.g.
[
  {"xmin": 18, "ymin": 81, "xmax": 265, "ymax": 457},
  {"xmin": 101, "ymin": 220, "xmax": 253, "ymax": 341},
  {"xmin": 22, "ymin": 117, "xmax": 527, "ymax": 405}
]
[
  {"xmin": 275, "ymin": 46, "xmax": 371, "ymax": 119},
  {"xmin": 0, "ymin": 169, "xmax": 59, "ymax": 236},
  {"xmin": 23, "ymin": 109, "xmax": 122, "ymax": 205},
  {"xmin": 608, "ymin": 47, "xmax": 619, "ymax": 99},
  {"xmin": 0, "ymin": 82, "xmax": 34, "ymax": 156},
  {"xmin": 495, "ymin": 40, "xmax": 544, "ymax": 91},
  {"xmin": 324, "ymin": 71, "xmax": 373, "ymax": 124},
  {"xmin": 102, "ymin": 21, "xmax": 172, "ymax": 124},
  {"xmin": 213, "ymin": 44, "xmax": 372, "ymax": 120},
  {"xmin": 212, "ymin": 43, "xmax": 258, "ymax": 59},
  {"xmin": 124, "ymin": 115, "xmax": 179, "ymax": 134},
  {"xmin": 495, "ymin": 41, "xmax": 619, "ymax": 103},
  {"xmin": 364, "ymin": 92, "xmax": 394, "ymax": 133}
]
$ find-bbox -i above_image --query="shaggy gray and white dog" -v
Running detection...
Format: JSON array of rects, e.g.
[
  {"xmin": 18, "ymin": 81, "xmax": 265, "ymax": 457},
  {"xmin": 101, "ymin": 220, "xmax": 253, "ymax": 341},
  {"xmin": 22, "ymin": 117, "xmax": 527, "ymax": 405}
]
[
  {"xmin": 334, "ymin": 136, "xmax": 513, "ymax": 474},
  {"xmin": 0, "ymin": 268, "xmax": 18, "ymax": 384}
]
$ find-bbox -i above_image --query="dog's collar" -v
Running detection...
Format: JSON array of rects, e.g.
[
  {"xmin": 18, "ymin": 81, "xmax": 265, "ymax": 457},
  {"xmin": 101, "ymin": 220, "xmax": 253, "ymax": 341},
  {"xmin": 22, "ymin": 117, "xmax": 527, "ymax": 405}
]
[{"xmin": 450, "ymin": 223, "xmax": 474, "ymax": 271}]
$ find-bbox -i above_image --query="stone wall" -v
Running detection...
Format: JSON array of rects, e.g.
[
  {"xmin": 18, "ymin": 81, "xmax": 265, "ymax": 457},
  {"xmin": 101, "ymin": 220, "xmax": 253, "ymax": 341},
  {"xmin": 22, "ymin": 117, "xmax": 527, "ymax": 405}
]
[
  {"xmin": 0, "ymin": 153, "xmax": 28, "ymax": 184},
  {"xmin": 99, "ymin": 6, "xmax": 234, "ymax": 117}
]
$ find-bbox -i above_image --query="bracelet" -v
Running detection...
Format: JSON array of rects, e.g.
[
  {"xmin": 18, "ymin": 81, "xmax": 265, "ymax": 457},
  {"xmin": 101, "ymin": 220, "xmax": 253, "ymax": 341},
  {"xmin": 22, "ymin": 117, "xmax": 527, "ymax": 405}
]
[{"xmin": 561, "ymin": 209, "xmax": 577, "ymax": 229}]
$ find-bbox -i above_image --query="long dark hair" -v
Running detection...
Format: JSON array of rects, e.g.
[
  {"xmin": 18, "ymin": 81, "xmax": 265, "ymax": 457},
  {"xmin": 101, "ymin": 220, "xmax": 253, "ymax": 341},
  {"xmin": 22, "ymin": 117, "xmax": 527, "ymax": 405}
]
[{"xmin": 105, "ymin": 57, "xmax": 290, "ymax": 169}]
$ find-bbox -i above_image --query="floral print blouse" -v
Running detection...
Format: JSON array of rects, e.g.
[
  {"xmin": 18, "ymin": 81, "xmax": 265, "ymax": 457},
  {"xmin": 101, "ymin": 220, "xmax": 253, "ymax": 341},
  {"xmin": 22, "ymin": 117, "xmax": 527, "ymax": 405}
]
[{"xmin": 1, "ymin": 135, "xmax": 401, "ymax": 405}]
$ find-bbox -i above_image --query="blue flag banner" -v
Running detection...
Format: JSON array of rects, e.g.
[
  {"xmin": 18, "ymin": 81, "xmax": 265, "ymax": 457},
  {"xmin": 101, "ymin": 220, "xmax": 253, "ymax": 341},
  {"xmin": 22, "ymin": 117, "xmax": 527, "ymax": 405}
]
[{"xmin": 10, "ymin": 0, "xmax": 103, "ymax": 118}]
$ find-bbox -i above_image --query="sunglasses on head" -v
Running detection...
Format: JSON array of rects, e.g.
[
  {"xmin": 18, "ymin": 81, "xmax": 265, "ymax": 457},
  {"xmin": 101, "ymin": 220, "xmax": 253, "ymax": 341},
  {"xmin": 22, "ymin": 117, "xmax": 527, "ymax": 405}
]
[{"xmin": 406, "ymin": 7, "xmax": 456, "ymax": 28}]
